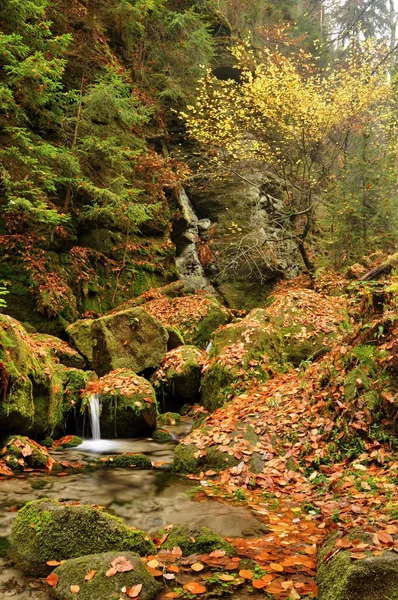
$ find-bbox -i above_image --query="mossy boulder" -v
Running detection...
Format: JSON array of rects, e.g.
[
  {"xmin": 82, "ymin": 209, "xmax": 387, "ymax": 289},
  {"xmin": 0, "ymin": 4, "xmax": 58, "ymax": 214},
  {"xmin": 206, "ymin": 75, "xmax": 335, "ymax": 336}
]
[
  {"xmin": 152, "ymin": 428, "xmax": 175, "ymax": 443},
  {"xmin": 317, "ymin": 531, "xmax": 398, "ymax": 600},
  {"xmin": 53, "ymin": 435, "xmax": 83, "ymax": 449},
  {"xmin": 101, "ymin": 453, "xmax": 152, "ymax": 469},
  {"xmin": 82, "ymin": 369, "xmax": 157, "ymax": 438},
  {"xmin": 158, "ymin": 524, "xmax": 235, "ymax": 556},
  {"xmin": 174, "ymin": 423, "xmax": 264, "ymax": 475},
  {"xmin": 201, "ymin": 309, "xmax": 280, "ymax": 412},
  {"xmin": 91, "ymin": 307, "xmax": 168, "ymax": 376},
  {"xmin": 266, "ymin": 288, "xmax": 346, "ymax": 366},
  {"xmin": 10, "ymin": 498, "xmax": 156, "ymax": 576},
  {"xmin": 0, "ymin": 436, "xmax": 53, "ymax": 473},
  {"xmin": 0, "ymin": 314, "xmax": 91, "ymax": 437},
  {"xmin": 66, "ymin": 319, "xmax": 94, "ymax": 363},
  {"xmin": 52, "ymin": 551, "xmax": 161, "ymax": 600},
  {"xmin": 31, "ymin": 334, "xmax": 85, "ymax": 369},
  {"xmin": 158, "ymin": 412, "xmax": 181, "ymax": 426},
  {"xmin": 143, "ymin": 295, "xmax": 231, "ymax": 349},
  {"xmin": 152, "ymin": 346, "xmax": 205, "ymax": 406}
]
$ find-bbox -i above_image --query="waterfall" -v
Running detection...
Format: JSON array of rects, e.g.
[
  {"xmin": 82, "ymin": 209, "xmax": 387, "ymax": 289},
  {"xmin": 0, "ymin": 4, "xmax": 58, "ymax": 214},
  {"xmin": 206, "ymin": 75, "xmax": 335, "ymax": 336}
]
[{"xmin": 89, "ymin": 394, "xmax": 101, "ymax": 441}]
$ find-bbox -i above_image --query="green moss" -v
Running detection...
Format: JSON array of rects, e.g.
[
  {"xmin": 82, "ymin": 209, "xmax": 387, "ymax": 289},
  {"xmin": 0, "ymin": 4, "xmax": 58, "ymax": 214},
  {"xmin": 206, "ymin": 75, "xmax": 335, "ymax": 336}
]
[
  {"xmin": 59, "ymin": 435, "xmax": 83, "ymax": 448},
  {"xmin": 158, "ymin": 412, "xmax": 181, "ymax": 425},
  {"xmin": 173, "ymin": 443, "xmax": 238, "ymax": 474},
  {"xmin": 166, "ymin": 326, "xmax": 185, "ymax": 349},
  {"xmin": 39, "ymin": 437, "xmax": 53, "ymax": 448},
  {"xmin": 91, "ymin": 307, "xmax": 168, "ymax": 377},
  {"xmin": 152, "ymin": 428, "xmax": 174, "ymax": 442},
  {"xmin": 52, "ymin": 551, "xmax": 161, "ymax": 600},
  {"xmin": 158, "ymin": 524, "xmax": 235, "ymax": 557},
  {"xmin": 29, "ymin": 478, "xmax": 50, "ymax": 490},
  {"xmin": 10, "ymin": 498, "xmax": 156, "ymax": 576},
  {"xmin": 317, "ymin": 531, "xmax": 398, "ymax": 600},
  {"xmin": 66, "ymin": 319, "xmax": 94, "ymax": 363},
  {"xmin": 102, "ymin": 453, "xmax": 152, "ymax": 469},
  {"xmin": 82, "ymin": 370, "xmax": 157, "ymax": 438},
  {"xmin": 0, "ymin": 537, "xmax": 10, "ymax": 558},
  {"xmin": 191, "ymin": 304, "xmax": 229, "ymax": 349},
  {"xmin": 1, "ymin": 436, "xmax": 50, "ymax": 472}
]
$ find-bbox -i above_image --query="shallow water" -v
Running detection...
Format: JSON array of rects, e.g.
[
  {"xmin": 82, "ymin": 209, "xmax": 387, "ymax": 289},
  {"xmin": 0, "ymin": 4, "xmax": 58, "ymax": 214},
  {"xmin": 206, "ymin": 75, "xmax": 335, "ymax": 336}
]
[{"xmin": 0, "ymin": 421, "xmax": 267, "ymax": 598}]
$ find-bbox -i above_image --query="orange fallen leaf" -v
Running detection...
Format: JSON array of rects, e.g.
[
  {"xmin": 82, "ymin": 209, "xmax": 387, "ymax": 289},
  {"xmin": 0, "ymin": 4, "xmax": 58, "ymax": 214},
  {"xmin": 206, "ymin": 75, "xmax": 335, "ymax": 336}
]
[
  {"xmin": 209, "ymin": 550, "xmax": 226, "ymax": 558},
  {"xmin": 46, "ymin": 560, "xmax": 61, "ymax": 566},
  {"xmin": 85, "ymin": 570, "xmax": 96, "ymax": 581},
  {"xmin": 46, "ymin": 574, "xmax": 58, "ymax": 588},
  {"xmin": 183, "ymin": 582, "xmax": 206, "ymax": 595},
  {"xmin": 269, "ymin": 563, "xmax": 284, "ymax": 572},
  {"xmin": 191, "ymin": 562, "xmax": 204, "ymax": 572},
  {"xmin": 218, "ymin": 574, "xmax": 235, "ymax": 582},
  {"xmin": 70, "ymin": 585, "xmax": 80, "ymax": 594},
  {"xmin": 252, "ymin": 579, "xmax": 267, "ymax": 589},
  {"xmin": 239, "ymin": 569, "xmax": 254, "ymax": 579}
]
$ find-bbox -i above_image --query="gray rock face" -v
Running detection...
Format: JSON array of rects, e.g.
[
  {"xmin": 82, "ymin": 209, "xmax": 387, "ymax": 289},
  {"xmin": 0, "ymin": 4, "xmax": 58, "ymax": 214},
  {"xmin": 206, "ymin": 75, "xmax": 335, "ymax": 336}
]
[
  {"xmin": 187, "ymin": 168, "xmax": 300, "ymax": 308},
  {"xmin": 174, "ymin": 186, "xmax": 215, "ymax": 293}
]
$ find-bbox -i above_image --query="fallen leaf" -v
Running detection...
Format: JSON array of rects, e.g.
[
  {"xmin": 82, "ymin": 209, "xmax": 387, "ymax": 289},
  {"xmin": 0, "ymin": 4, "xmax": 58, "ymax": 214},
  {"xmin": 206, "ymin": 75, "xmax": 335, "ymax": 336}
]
[
  {"xmin": 183, "ymin": 582, "xmax": 206, "ymax": 594},
  {"xmin": 126, "ymin": 583, "xmax": 143, "ymax": 598},
  {"xmin": 46, "ymin": 574, "xmax": 58, "ymax": 588},
  {"xmin": 191, "ymin": 562, "xmax": 204, "ymax": 572},
  {"xmin": 70, "ymin": 585, "xmax": 80, "ymax": 594},
  {"xmin": 85, "ymin": 570, "xmax": 96, "ymax": 581},
  {"xmin": 239, "ymin": 569, "xmax": 254, "ymax": 579}
]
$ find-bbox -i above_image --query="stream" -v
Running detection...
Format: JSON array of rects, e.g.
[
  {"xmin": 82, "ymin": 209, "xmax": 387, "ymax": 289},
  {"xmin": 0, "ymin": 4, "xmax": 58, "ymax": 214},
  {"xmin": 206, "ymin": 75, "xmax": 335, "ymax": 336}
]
[{"xmin": 0, "ymin": 420, "xmax": 267, "ymax": 599}]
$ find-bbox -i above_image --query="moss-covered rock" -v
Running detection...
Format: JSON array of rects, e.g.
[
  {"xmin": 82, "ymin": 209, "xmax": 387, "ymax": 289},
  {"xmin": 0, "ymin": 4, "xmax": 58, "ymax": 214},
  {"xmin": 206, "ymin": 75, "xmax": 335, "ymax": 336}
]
[
  {"xmin": 317, "ymin": 531, "xmax": 398, "ymax": 600},
  {"xmin": 158, "ymin": 412, "xmax": 182, "ymax": 426},
  {"xmin": 201, "ymin": 309, "xmax": 280, "ymax": 411},
  {"xmin": 152, "ymin": 346, "xmax": 205, "ymax": 407},
  {"xmin": 10, "ymin": 498, "xmax": 156, "ymax": 576},
  {"xmin": 143, "ymin": 295, "xmax": 231, "ymax": 349},
  {"xmin": 166, "ymin": 326, "xmax": 185, "ymax": 349},
  {"xmin": 91, "ymin": 307, "xmax": 168, "ymax": 376},
  {"xmin": 82, "ymin": 369, "xmax": 157, "ymax": 438},
  {"xmin": 0, "ymin": 315, "xmax": 91, "ymax": 437},
  {"xmin": 101, "ymin": 453, "xmax": 152, "ymax": 469},
  {"xmin": 66, "ymin": 319, "xmax": 94, "ymax": 363},
  {"xmin": 152, "ymin": 428, "xmax": 175, "ymax": 443},
  {"xmin": 31, "ymin": 334, "xmax": 85, "ymax": 369},
  {"xmin": 0, "ymin": 537, "xmax": 10, "ymax": 558},
  {"xmin": 53, "ymin": 435, "xmax": 83, "ymax": 448},
  {"xmin": 266, "ymin": 288, "xmax": 346, "ymax": 366},
  {"xmin": 52, "ymin": 551, "xmax": 161, "ymax": 600},
  {"xmin": 0, "ymin": 436, "xmax": 53, "ymax": 473},
  {"xmin": 158, "ymin": 524, "xmax": 235, "ymax": 556},
  {"xmin": 174, "ymin": 423, "xmax": 264, "ymax": 475}
]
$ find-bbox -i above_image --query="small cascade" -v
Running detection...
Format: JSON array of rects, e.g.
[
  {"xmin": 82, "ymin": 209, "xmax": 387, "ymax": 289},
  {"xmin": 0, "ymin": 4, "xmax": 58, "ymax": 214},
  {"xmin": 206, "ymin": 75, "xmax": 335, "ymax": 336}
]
[{"xmin": 89, "ymin": 394, "xmax": 101, "ymax": 441}]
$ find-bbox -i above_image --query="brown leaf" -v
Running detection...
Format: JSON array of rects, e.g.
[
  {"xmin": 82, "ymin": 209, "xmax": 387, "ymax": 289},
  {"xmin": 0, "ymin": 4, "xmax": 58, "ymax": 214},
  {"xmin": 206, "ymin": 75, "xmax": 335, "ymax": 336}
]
[
  {"xmin": 85, "ymin": 570, "xmax": 96, "ymax": 581},
  {"xmin": 191, "ymin": 562, "xmax": 204, "ymax": 572},
  {"xmin": 70, "ymin": 585, "xmax": 80, "ymax": 594},
  {"xmin": 183, "ymin": 582, "xmax": 206, "ymax": 594}
]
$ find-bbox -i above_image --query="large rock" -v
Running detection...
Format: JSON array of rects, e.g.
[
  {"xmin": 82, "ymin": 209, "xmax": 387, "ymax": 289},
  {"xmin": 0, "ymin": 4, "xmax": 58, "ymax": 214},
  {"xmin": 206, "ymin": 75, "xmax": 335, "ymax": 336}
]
[
  {"xmin": 52, "ymin": 551, "xmax": 161, "ymax": 600},
  {"xmin": 66, "ymin": 319, "xmax": 94, "ymax": 363},
  {"xmin": 0, "ymin": 436, "xmax": 54, "ymax": 474},
  {"xmin": 152, "ymin": 345, "xmax": 206, "ymax": 407},
  {"xmin": 10, "ymin": 498, "xmax": 156, "ymax": 576},
  {"xmin": 317, "ymin": 531, "xmax": 398, "ymax": 600},
  {"xmin": 201, "ymin": 289, "xmax": 346, "ymax": 411},
  {"xmin": 174, "ymin": 423, "xmax": 264, "ymax": 474},
  {"xmin": 143, "ymin": 294, "xmax": 231, "ymax": 349},
  {"xmin": 0, "ymin": 315, "xmax": 91, "ymax": 437},
  {"xmin": 82, "ymin": 369, "xmax": 157, "ymax": 438},
  {"xmin": 157, "ymin": 524, "xmax": 235, "ymax": 556},
  {"xmin": 201, "ymin": 309, "xmax": 281, "ymax": 411},
  {"xmin": 91, "ymin": 307, "xmax": 168, "ymax": 376}
]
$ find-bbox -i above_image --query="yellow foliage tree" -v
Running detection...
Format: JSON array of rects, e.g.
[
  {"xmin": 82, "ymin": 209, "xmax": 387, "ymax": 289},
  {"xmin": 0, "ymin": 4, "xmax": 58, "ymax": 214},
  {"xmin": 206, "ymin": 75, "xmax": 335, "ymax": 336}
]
[{"xmin": 182, "ymin": 42, "xmax": 391, "ymax": 271}]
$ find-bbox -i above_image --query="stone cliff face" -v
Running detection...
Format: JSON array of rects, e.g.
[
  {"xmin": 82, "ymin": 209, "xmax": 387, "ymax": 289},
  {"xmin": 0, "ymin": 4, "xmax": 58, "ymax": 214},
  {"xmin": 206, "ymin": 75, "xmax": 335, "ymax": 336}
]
[{"xmin": 186, "ymin": 168, "xmax": 299, "ymax": 309}]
